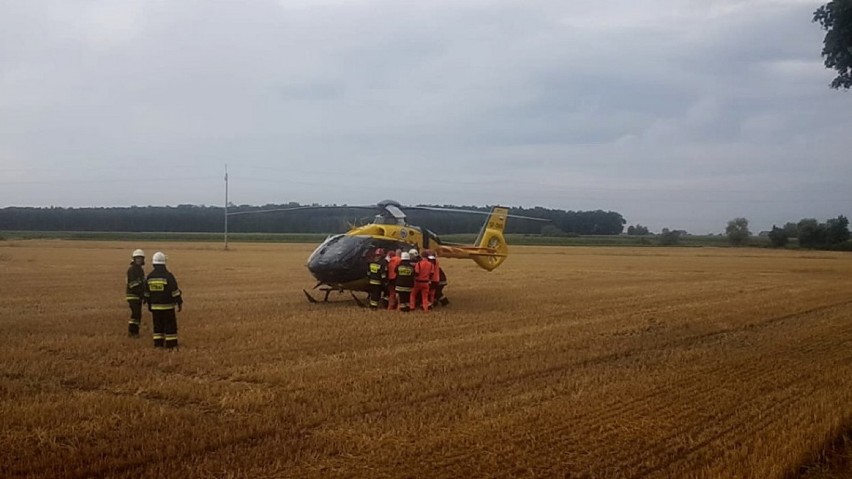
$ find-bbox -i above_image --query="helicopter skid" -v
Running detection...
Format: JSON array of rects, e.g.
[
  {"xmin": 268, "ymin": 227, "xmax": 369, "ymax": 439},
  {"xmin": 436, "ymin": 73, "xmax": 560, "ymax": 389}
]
[
  {"xmin": 303, "ymin": 287, "xmax": 367, "ymax": 307},
  {"xmin": 302, "ymin": 289, "xmax": 320, "ymax": 303}
]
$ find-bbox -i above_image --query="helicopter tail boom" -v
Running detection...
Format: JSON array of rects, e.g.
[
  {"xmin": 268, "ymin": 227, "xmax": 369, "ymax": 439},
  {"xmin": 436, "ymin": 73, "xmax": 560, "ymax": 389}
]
[{"xmin": 435, "ymin": 207, "xmax": 509, "ymax": 271}]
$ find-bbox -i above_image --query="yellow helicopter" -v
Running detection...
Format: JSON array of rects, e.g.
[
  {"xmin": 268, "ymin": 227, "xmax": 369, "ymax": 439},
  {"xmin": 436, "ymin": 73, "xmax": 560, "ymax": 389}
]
[{"xmin": 228, "ymin": 200, "xmax": 547, "ymax": 303}]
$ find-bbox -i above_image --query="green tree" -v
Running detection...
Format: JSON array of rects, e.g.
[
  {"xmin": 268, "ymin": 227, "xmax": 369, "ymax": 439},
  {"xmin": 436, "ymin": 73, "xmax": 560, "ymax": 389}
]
[
  {"xmin": 768, "ymin": 225, "xmax": 789, "ymax": 248},
  {"xmin": 783, "ymin": 222, "xmax": 799, "ymax": 237},
  {"xmin": 826, "ymin": 215, "xmax": 850, "ymax": 244},
  {"xmin": 627, "ymin": 224, "xmax": 649, "ymax": 236},
  {"xmin": 797, "ymin": 218, "xmax": 825, "ymax": 248},
  {"xmin": 814, "ymin": 1, "xmax": 852, "ymax": 89},
  {"xmin": 726, "ymin": 217, "xmax": 751, "ymax": 246}
]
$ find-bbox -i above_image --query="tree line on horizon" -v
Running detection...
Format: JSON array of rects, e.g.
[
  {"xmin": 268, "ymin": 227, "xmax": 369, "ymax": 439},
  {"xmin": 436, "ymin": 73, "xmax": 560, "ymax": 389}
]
[
  {"xmin": 0, "ymin": 204, "xmax": 627, "ymax": 236},
  {"xmin": 724, "ymin": 216, "xmax": 851, "ymax": 251}
]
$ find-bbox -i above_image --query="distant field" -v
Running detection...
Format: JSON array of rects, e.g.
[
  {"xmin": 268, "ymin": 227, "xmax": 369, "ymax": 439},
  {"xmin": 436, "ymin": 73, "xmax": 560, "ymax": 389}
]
[
  {"xmin": 0, "ymin": 230, "xmax": 777, "ymax": 247},
  {"xmin": 1, "ymin": 240, "xmax": 850, "ymax": 478}
]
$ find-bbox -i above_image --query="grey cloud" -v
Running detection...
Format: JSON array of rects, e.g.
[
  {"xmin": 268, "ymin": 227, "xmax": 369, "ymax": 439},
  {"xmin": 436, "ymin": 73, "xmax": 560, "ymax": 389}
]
[{"xmin": 0, "ymin": 0, "xmax": 850, "ymax": 233}]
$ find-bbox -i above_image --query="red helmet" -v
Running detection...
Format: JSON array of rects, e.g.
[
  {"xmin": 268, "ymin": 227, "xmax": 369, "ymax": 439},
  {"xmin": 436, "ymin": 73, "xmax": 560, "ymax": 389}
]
[
  {"xmin": 374, "ymin": 248, "xmax": 385, "ymax": 257},
  {"xmin": 387, "ymin": 250, "xmax": 396, "ymax": 257}
]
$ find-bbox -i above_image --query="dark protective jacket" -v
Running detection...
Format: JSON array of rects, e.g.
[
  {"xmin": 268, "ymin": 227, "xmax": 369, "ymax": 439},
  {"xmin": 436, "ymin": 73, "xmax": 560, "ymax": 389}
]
[
  {"xmin": 394, "ymin": 260, "xmax": 415, "ymax": 292},
  {"xmin": 145, "ymin": 265, "xmax": 183, "ymax": 311},
  {"xmin": 367, "ymin": 258, "xmax": 388, "ymax": 285},
  {"xmin": 126, "ymin": 262, "xmax": 145, "ymax": 301}
]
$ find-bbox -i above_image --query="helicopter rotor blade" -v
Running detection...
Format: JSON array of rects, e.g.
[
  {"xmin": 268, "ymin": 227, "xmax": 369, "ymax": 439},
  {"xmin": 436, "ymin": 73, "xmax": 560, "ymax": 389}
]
[
  {"xmin": 227, "ymin": 205, "xmax": 376, "ymax": 217},
  {"xmin": 405, "ymin": 206, "xmax": 551, "ymax": 222},
  {"xmin": 226, "ymin": 202, "xmax": 549, "ymax": 222}
]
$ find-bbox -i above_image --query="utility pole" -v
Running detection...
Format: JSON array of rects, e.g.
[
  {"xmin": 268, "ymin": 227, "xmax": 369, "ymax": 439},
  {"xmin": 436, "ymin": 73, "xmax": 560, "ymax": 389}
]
[{"xmin": 224, "ymin": 164, "xmax": 229, "ymax": 251}]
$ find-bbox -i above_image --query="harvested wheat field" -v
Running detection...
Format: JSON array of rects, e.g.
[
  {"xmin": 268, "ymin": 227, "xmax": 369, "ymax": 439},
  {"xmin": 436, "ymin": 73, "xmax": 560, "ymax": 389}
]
[{"xmin": 1, "ymin": 240, "xmax": 852, "ymax": 478}]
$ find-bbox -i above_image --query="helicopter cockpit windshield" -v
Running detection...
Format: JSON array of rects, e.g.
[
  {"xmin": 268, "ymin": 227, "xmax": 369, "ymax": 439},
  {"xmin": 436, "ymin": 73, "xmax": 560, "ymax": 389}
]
[
  {"xmin": 373, "ymin": 214, "xmax": 402, "ymax": 225},
  {"xmin": 306, "ymin": 235, "xmax": 379, "ymax": 284}
]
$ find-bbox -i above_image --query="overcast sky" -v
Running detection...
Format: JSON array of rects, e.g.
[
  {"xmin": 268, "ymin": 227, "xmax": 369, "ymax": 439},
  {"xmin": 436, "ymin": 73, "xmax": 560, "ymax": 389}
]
[{"xmin": 1, "ymin": 0, "xmax": 849, "ymax": 233}]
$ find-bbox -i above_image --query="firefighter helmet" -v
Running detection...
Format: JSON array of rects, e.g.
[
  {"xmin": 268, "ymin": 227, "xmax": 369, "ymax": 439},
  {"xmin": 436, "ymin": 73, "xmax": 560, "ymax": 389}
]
[
  {"xmin": 152, "ymin": 252, "xmax": 167, "ymax": 265},
  {"xmin": 132, "ymin": 249, "xmax": 145, "ymax": 258},
  {"xmin": 408, "ymin": 248, "xmax": 419, "ymax": 257},
  {"xmin": 374, "ymin": 248, "xmax": 385, "ymax": 257},
  {"xmin": 401, "ymin": 252, "xmax": 410, "ymax": 261}
]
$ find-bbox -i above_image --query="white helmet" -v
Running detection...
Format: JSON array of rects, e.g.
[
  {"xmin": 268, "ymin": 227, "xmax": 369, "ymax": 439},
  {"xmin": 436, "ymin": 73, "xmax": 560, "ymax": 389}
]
[
  {"xmin": 152, "ymin": 252, "xmax": 167, "ymax": 265},
  {"xmin": 401, "ymin": 252, "xmax": 410, "ymax": 261},
  {"xmin": 408, "ymin": 248, "xmax": 419, "ymax": 257},
  {"xmin": 132, "ymin": 249, "xmax": 145, "ymax": 258}
]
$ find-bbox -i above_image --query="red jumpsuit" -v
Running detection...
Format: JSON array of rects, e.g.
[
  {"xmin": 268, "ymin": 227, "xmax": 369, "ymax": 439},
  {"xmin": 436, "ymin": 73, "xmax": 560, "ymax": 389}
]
[
  {"xmin": 386, "ymin": 255, "xmax": 402, "ymax": 310},
  {"xmin": 412, "ymin": 258, "xmax": 433, "ymax": 311}
]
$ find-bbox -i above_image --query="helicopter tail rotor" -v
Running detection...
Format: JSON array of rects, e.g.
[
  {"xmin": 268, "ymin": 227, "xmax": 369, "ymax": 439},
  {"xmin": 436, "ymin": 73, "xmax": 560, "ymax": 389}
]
[
  {"xmin": 434, "ymin": 206, "xmax": 511, "ymax": 271},
  {"xmin": 472, "ymin": 207, "xmax": 509, "ymax": 270}
]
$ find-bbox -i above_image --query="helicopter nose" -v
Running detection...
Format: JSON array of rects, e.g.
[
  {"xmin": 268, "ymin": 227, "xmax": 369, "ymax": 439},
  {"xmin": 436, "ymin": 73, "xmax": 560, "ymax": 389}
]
[
  {"xmin": 305, "ymin": 234, "xmax": 370, "ymax": 285},
  {"xmin": 306, "ymin": 247, "xmax": 349, "ymax": 282},
  {"xmin": 307, "ymin": 255, "xmax": 335, "ymax": 274}
]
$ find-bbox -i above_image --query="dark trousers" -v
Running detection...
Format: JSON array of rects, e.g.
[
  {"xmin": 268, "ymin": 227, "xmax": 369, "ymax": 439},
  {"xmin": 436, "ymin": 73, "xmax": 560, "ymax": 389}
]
[
  {"xmin": 396, "ymin": 290, "xmax": 411, "ymax": 312},
  {"xmin": 128, "ymin": 300, "xmax": 142, "ymax": 336},
  {"xmin": 152, "ymin": 309, "xmax": 178, "ymax": 348},
  {"xmin": 436, "ymin": 283, "xmax": 449, "ymax": 305},
  {"xmin": 368, "ymin": 283, "xmax": 383, "ymax": 309}
]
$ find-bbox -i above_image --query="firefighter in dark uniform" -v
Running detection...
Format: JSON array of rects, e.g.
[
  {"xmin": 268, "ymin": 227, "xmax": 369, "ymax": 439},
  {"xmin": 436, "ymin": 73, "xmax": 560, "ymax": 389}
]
[
  {"xmin": 144, "ymin": 251, "xmax": 183, "ymax": 349},
  {"xmin": 125, "ymin": 249, "xmax": 146, "ymax": 337},
  {"xmin": 367, "ymin": 248, "xmax": 387, "ymax": 310},
  {"xmin": 394, "ymin": 252, "xmax": 415, "ymax": 312}
]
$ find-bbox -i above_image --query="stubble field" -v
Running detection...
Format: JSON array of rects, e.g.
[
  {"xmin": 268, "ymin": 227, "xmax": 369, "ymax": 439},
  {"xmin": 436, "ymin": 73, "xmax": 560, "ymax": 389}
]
[{"xmin": 1, "ymin": 240, "xmax": 851, "ymax": 478}]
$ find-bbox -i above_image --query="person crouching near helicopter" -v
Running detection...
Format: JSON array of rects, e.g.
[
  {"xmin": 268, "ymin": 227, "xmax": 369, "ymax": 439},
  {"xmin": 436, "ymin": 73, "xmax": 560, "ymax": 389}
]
[
  {"xmin": 406, "ymin": 248, "xmax": 421, "ymax": 306},
  {"xmin": 125, "ymin": 249, "xmax": 146, "ymax": 337},
  {"xmin": 367, "ymin": 248, "xmax": 387, "ymax": 310},
  {"xmin": 394, "ymin": 252, "xmax": 415, "ymax": 312},
  {"xmin": 144, "ymin": 252, "xmax": 183, "ymax": 349},
  {"xmin": 412, "ymin": 251, "xmax": 434, "ymax": 312},
  {"xmin": 426, "ymin": 251, "xmax": 449, "ymax": 307},
  {"xmin": 427, "ymin": 251, "xmax": 441, "ymax": 308},
  {"xmin": 386, "ymin": 250, "xmax": 401, "ymax": 310},
  {"xmin": 436, "ymin": 267, "xmax": 449, "ymax": 306}
]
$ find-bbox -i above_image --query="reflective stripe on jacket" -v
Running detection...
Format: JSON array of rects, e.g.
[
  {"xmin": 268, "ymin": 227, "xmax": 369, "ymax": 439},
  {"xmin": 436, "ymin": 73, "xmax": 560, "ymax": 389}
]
[
  {"xmin": 395, "ymin": 261, "xmax": 415, "ymax": 292},
  {"xmin": 145, "ymin": 266, "xmax": 182, "ymax": 310},
  {"xmin": 126, "ymin": 263, "xmax": 145, "ymax": 301},
  {"xmin": 367, "ymin": 259, "xmax": 387, "ymax": 285}
]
